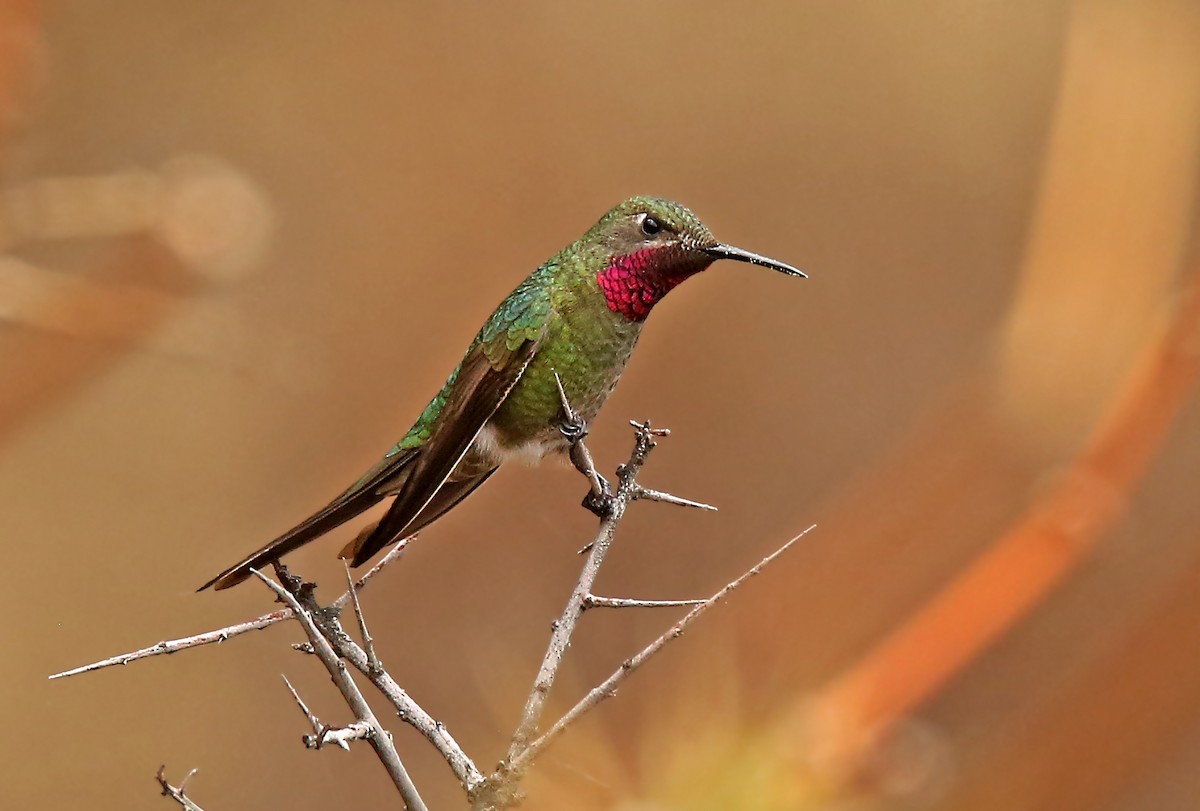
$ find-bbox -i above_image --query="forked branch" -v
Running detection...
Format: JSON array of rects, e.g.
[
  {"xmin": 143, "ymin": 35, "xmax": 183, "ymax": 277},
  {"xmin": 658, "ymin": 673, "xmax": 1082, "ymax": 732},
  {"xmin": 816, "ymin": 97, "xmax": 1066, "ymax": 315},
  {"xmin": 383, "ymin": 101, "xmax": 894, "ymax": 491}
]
[
  {"xmin": 156, "ymin": 766, "xmax": 206, "ymax": 811},
  {"xmin": 251, "ymin": 568, "xmax": 428, "ymax": 811},
  {"xmin": 510, "ymin": 523, "xmax": 816, "ymax": 775},
  {"xmin": 506, "ymin": 418, "xmax": 684, "ymax": 760},
  {"xmin": 55, "ymin": 414, "xmax": 809, "ymax": 811}
]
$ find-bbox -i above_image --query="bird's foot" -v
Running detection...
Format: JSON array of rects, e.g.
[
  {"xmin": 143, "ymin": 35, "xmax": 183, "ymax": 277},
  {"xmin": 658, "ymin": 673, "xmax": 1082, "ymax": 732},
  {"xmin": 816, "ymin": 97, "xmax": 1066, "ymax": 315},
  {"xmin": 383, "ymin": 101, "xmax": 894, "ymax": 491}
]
[
  {"xmin": 582, "ymin": 473, "xmax": 616, "ymax": 519},
  {"xmin": 558, "ymin": 414, "xmax": 589, "ymax": 443},
  {"xmin": 555, "ymin": 394, "xmax": 613, "ymax": 518}
]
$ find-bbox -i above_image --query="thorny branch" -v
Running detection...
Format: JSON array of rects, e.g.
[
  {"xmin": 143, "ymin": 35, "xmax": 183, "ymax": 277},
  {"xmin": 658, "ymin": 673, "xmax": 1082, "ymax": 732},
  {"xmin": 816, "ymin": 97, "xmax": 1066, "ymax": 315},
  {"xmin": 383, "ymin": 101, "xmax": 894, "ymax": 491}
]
[
  {"xmin": 48, "ymin": 538, "xmax": 415, "ymax": 680},
  {"xmin": 270, "ymin": 563, "xmax": 485, "ymax": 791},
  {"xmin": 465, "ymin": 413, "xmax": 772, "ymax": 810},
  {"xmin": 54, "ymin": 413, "xmax": 810, "ymax": 811},
  {"xmin": 251, "ymin": 568, "xmax": 429, "ymax": 811},
  {"xmin": 505, "ymin": 418, "xmax": 692, "ymax": 762}
]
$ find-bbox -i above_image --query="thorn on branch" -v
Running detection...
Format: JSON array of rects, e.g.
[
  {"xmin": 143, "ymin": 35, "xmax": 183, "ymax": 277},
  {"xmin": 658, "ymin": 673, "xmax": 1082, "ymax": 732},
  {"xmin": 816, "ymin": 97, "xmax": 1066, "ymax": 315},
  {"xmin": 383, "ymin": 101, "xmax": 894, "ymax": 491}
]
[
  {"xmin": 632, "ymin": 484, "xmax": 718, "ymax": 512},
  {"xmin": 282, "ymin": 674, "xmax": 367, "ymax": 752},
  {"xmin": 582, "ymin": 594, "xmax": 708, "ymax": 610},
  {"xmin": 343, "ymin": 561, "xmax": 382, "ymax": 675}
]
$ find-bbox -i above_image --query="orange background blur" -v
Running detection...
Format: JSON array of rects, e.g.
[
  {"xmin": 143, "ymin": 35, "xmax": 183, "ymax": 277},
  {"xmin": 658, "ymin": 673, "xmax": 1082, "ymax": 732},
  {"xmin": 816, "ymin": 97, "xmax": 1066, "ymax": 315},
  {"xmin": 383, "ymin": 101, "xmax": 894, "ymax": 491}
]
[{"xmin": 3, "ymin": 2, "xmax": 1199, "ymax": 809}]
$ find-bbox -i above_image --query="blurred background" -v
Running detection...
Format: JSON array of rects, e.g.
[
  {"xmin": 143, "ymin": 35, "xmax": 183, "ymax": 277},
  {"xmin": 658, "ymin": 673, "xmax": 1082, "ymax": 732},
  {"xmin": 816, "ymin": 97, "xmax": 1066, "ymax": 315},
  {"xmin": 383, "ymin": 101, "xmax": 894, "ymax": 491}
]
[{"xmin": 4, "ymin": 2, "xmax": 1199, "ymax": 809}]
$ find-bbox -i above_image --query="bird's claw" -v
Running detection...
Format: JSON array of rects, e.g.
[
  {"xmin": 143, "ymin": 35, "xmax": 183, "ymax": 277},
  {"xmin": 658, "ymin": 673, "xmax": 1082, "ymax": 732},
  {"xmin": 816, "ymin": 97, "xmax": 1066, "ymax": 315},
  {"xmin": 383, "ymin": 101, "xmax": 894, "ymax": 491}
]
[
  {"xmin": 558, "ymin": 416, "xmax": 589, "ymax": 443},
  {"xmin": 582, "ymin": 474, "xmax": 615, "ymax": 518}
]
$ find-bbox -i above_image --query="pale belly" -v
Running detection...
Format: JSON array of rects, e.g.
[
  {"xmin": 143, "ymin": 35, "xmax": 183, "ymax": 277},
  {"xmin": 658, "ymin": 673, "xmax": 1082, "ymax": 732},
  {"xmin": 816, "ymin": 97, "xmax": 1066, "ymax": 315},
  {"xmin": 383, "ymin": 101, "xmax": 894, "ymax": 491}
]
[{"xmin": 472, "ymin": 422, "xmax": 564, "ymax": 466}]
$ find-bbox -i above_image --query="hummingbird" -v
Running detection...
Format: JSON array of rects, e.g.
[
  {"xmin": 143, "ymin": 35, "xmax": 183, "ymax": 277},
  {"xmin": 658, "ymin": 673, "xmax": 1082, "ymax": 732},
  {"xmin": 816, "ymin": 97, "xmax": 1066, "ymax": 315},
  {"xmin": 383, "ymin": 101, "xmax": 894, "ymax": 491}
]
[{"xmin": 200, "ymin": 196, "xmax": 803, "ymax": 590}]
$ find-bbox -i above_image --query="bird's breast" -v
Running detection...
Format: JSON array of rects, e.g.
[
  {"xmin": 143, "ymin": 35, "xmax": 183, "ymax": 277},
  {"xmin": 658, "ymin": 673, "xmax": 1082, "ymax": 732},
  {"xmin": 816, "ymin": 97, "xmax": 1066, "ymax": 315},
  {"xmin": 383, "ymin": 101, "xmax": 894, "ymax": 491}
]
[{"xmin": 487, "ymin": 300, "xmax": 642, "ymax": 451}]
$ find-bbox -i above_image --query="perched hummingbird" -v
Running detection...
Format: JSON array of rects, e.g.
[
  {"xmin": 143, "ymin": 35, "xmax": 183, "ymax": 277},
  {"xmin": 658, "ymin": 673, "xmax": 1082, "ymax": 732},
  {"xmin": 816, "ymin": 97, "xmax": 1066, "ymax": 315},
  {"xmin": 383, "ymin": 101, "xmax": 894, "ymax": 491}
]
[{"xmin": 200, "ymin": 196, "xmax": 803, "ymax": 590}]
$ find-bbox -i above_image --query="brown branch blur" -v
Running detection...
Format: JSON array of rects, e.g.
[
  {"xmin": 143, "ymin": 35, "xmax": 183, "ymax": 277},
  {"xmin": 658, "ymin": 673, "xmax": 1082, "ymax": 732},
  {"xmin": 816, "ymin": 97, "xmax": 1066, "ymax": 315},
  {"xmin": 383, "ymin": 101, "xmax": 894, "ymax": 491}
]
[{"xmin": 805, "ymin": 241, "xmax": 1200, "ymax": 785}]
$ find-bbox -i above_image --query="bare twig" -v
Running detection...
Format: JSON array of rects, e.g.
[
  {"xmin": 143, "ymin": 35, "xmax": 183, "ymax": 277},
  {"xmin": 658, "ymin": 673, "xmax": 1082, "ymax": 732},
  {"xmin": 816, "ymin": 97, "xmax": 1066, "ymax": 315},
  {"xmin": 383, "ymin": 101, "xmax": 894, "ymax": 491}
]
[
  {"xmin": 156, "ymin": 766, "xmax": 206, "ymax": 811},
  {"xmin": 48, "ymin": 610, "xmax": 290, "ymax": 680},
  {"xmin": 582, "ymin": 595, "xmax": 707, "ymax": 610},
  {"xmin": 47, "ymin": 538, "xmax": 414, "ymax": 680},
  {"xmin": 250, "ymin": 569, "xmax": 428, "ymax": 811},
  {"xmin": 509, "ymin": 523, "xmax": 817, "ymax": 773},
  {"xmin": 327, "ymin": 536, "xmax": 417, "ymax": 609}
]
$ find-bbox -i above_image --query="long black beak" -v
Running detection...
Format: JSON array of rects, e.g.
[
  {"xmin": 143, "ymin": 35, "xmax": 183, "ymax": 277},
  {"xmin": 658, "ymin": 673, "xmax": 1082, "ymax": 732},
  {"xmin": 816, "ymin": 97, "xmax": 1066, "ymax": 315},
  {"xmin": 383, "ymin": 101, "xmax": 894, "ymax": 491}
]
[{"xmin": 704, "ymin": 243, "xmax": 806, "ymax": 277}]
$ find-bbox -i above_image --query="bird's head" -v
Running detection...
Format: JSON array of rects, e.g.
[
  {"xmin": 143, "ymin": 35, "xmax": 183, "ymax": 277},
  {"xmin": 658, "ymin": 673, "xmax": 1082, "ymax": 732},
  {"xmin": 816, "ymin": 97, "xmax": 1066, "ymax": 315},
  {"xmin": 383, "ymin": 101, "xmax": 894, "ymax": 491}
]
[{"xmin": 583, "ymin": 196, "xmax": 804, "ymax": 321}]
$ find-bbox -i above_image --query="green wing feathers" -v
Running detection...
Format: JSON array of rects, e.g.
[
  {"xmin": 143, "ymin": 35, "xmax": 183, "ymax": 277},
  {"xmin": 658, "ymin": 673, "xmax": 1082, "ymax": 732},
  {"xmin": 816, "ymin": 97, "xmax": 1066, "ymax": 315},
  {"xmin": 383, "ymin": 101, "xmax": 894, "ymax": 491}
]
[
  {"xmin": 343, "ymin": 278, "xmax": 553, "ymax": 566},
  {"xmin": 199, "ymin": 268, "xmax": 555, "ymax": 588}
]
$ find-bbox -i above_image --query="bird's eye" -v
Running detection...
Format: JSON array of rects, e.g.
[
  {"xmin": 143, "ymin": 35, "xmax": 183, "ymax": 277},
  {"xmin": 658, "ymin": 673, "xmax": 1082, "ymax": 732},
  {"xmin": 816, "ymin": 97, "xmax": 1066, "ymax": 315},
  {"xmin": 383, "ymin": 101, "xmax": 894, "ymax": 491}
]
[{"xmin": 640, "ymin": 215, "xmax": 662, "ymax": 237}]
